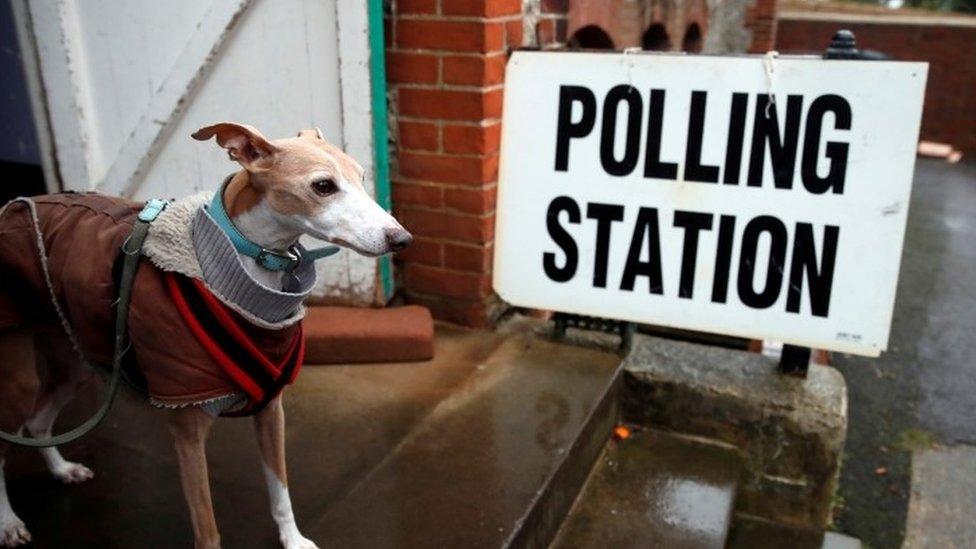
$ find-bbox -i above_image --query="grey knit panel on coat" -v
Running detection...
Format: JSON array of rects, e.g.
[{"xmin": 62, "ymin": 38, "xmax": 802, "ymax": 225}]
[{"xmin": 191, "ymin": 207, "xmax": 316, "ymax": 323}]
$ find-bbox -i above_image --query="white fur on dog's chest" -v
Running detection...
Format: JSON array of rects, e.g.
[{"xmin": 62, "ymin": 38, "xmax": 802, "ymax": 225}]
[{"xmin": 230, "ymin": 202, "xmax": 294, "ymax": 289}]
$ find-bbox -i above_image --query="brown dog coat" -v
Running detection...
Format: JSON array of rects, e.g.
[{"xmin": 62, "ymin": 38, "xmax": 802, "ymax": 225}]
[{"xmin": 0, "ymin": 193, "xmax": 301, "ymax": 412}]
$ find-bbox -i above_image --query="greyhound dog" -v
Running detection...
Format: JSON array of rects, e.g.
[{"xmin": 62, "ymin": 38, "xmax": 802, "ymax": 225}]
[{"xmin": 0, "ymin": 122, "xmax": 411, "ymax": 548}]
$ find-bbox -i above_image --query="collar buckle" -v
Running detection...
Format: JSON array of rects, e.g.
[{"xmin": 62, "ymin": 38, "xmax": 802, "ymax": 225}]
[
  {"xmin": 286, "ymin": 245, "xmax": 303, "ymax": 265},
  {"xmin": 256, "ymin": 247, "xmax": 301, "ymax": 272}
]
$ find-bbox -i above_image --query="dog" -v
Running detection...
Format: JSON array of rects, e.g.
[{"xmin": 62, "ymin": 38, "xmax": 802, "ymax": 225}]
[{"xmin": 0, "ymin": 122, "xmax": 411, "ymax": 548}]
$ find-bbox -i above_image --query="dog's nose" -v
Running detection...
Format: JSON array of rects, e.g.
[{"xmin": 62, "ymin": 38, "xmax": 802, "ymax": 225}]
[{"xmin": 385, "ymin": 227, "xmax": 413, "ymax": 252}]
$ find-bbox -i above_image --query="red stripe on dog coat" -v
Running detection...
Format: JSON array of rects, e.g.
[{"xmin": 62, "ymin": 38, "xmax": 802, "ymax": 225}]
[{"xmin": 165, "ymin": 273, "xmax": 304, "ymax": 413}]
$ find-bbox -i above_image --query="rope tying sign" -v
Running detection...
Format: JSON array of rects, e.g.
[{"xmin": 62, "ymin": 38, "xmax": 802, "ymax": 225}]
[{"xmin": 763, "ymin": 50, "xmax": 779, "ymax": 119}]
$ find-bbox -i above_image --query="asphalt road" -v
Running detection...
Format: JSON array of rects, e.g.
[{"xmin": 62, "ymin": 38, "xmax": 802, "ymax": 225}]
[{"xmin": 834, "ymin": 158, "xmax": 976, "ymax": 548}]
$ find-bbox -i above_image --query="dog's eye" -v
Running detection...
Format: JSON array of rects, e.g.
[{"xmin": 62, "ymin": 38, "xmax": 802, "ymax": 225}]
[{"xmin": 311, "ymin": 178, "xmax": 338, "ymax": 196}]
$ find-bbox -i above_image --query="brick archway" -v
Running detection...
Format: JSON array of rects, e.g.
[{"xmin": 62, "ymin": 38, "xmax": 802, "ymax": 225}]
[
  {"xmin": 642, "ymin": 23, "xmax": 671, "ymax": 51},
  {"xmin": 682, "ymin": 22, "xmax": 703, "ymax": 53},
  {"xmin": 569, "ymin": 24, "xmax": 616, "ymax": 49}
]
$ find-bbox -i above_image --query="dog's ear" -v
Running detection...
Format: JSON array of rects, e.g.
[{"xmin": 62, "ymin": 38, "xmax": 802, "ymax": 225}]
[
  {"xmin": 297, "ymin": 127, "xmax": 325, "ymax": 141},
  {"xmin": 192, "ymin": 122, "xmax": 277, "ymax": 172}
]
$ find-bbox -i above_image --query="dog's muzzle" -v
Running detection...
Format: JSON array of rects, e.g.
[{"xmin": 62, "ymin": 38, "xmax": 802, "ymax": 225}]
[{"xmin": 385, "ymin": 227, "xmax": 413, "ymax": 252}]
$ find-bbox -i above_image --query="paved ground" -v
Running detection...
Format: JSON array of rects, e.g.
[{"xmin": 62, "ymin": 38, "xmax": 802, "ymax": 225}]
[
  {"xmin": 832, "ymin": 159, "xmax": 976, "ymax": 548},
  {"xmin": 903, "ymin": 445, "xmax": 976, "ymax": 548}
]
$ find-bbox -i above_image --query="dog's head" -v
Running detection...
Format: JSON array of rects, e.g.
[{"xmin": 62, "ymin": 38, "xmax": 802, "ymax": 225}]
[{"xmin": 192, "ymin": 122, "xmax": 411, "ymax": 257}]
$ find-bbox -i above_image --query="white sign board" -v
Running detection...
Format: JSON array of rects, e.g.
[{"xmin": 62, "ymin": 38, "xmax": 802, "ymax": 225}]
[{"xmin": 494, "ymin": 51, "xmax": 927, "ymax": 357}]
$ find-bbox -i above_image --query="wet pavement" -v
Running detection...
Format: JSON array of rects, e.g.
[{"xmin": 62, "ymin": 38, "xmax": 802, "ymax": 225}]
[
  {"xmin": 728, "ymin": 518, "xmax": 861, "ymax": 549},
  {"xmin": 832, "ymin": 159, "xmax": 976, "ymax": 547},
  {"xmin": 4, "ymin": 323, "xmax": 620, "ymax": 548},
  {"xmin": 904, "ymin": 445, "xmax": 976, "ymax": 548},
  {"xmin": 903, "ymin": 160, "xmax": 976, "ymax": 443},
  {"xmin": 551, "ymin": 429, "xmax": 741, "ymax": 549}
]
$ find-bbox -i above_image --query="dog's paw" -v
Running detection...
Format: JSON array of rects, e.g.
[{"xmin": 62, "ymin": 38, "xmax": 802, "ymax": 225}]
[
  {"xmin": 280, "ymin": 532, "xmax": 318, "ymax": 549},
  {"xmin": 0, "ymin": 516, "xmax": 31, "ymax": 547},
  {"xmin": 52, "ymin": 461, "xmax": 94, "ymax": 484}
]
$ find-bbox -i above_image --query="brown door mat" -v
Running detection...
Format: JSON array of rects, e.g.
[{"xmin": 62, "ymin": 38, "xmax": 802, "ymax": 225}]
[{"xmin": 303, "ymin": 305, "xmax": 435, "ymax": 364}]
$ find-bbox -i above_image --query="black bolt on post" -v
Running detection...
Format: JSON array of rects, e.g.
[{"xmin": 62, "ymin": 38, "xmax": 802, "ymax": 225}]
[
  {"xmin": 824, "ymin": 29, "xmax": 860, "ymax": 60},
  {"xmin": 823, "ymin": 29, "xmax": 889, "ymax": 61},
  {"xmin": 780, "ymin": 344, "xmax": 812, "ymax": 378},
  {"xmin": 622, "ymin": 322, "xmax": 636, "ymax": 353},
  {"xmin": 553, "ymin": 313, "xmax": 568, "ymax": 340}
]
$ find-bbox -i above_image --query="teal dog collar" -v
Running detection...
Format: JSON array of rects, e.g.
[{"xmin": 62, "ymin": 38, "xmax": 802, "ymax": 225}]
[{"xmin": 206, "ymin": 182, "xmax": 339, "ymax": 272}]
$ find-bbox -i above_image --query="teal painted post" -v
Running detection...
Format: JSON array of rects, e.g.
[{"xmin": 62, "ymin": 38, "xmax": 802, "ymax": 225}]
[{"xmin": 368, "ymin": 0, "xmax": 394, "ymax": 302}]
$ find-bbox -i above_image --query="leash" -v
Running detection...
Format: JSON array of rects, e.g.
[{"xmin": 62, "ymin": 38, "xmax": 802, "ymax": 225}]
[
  {"xmin": 207, "ymin": 178, "xmax": 339, "ymax": 272},
  {"xmin": 0, "ymin": 198, "xmax": 167, "ymax": 448}
]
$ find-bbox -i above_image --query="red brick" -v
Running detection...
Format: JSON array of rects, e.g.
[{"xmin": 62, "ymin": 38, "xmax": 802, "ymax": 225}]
[
  {"xmin": 397, "ymin": 237, "xmax": 442, "ymax": 266},
  {"xmin": 442, "ymin": 0, "xmax": 522, "ymax": 17},
  {"xmin": 397, "ymin": 20, "xmax": 504, "ymax": 53},
  {"xmin": 484, "ymin": 53, "xmax": 507, "ymax": 84},
  {"xmin": 391, "ymin": 181, "xmax": 443, "ymax": 207},
  {"xmin": 483, "ymin": 153, "xmax": 499, "ymax": 182},
  {"xmin": 444, "ymin": 243, "xmax": 493, "ymax": 273},
  {"xmin": 400, "ymin": 209, "xmax": 494, "ymax": 242},
  {"xmin": 399, "ymin": 88, "xmax": 494, "ymax": 121},
  {"xmin": 387, "ymin": 52, "xmax": 439, "ymax": 84},
  {"xmin": 445, "ymin": 186, "xmax": 496, "ymax": 214},
  {"xmin": 398, "ymin": 0, "xmax": 438, "ymax": 14},
  {"xmin": 443, "ymin": 123, "xmax": 501, "ymax": 154},
  {"xmin": 484, "ymin": 88, "xmax": 504, "ymax": 118},
  {"xmin": 442, "ymin": 53, "xmax": 506, "ymax": 86},
  {"xmin": 534, "ymin": 17, "xmax": 567, "ymax": 46},
  {"xmin": 405, "ymin": 264, "xmax": 492, "ymax": 299},
  {"xmin": 537, "ymin": 18, "xmax": 557, "ymax": 45},
  {"xmin": 398, "ymin": 120, "xmax": 439, "ymax": 151},
  {"xmin": 399, "ymin": 152, "xmax": 495, "ymax": 185},
  {"xmin": 505, "ymin": 19, "xmax": 523, "ymax": 48},
  {"xmin": 303, "ymin": 306, "xmax": 434, "ymax": 363}
]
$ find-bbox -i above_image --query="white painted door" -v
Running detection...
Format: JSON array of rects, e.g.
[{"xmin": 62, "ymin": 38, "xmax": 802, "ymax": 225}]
[{"xmin": 18, "ymin": 0, "xmax": 388, "ymax": 305}]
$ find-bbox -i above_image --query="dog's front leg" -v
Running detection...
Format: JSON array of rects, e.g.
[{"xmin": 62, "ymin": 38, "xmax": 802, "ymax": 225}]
[
  {"xmin": 168, "ymin": 407, "xmax": 220, "ymax": 549},
  {"xmin": 253, "ymin": 396, "xmax": 317, "ymax": 549}
]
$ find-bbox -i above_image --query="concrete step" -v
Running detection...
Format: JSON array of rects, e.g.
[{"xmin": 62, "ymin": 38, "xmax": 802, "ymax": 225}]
[
  {"xmin": 550, "ymin": 429, "xmax": 744, "ymax": 549},
  {"xmin": 302, "ymin": 331, "xmax": 623, "ymax": 548},
  {"xmin": 727, "ymin": 515, "xmax": 862, "ymax": 549}
]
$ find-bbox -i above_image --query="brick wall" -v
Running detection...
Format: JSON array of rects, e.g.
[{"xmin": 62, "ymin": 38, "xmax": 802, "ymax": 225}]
[
  {"xmin": 384, "ymin": 0, "xmax": 783, "ymax": 327},
  {"xmin": 747, "ymin": 0, "xmax": 778, "ymax": 52},
  {"xmin": 777, "ymin": 13, "xmax": 976, "ymax": 152},
  {"xmin": 386, "ymin": 0, "xmax": 524, "ymax": 326},
  {"xmin": 537, "ymin": 0, "xmax": 569, "ymax": 46}
]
